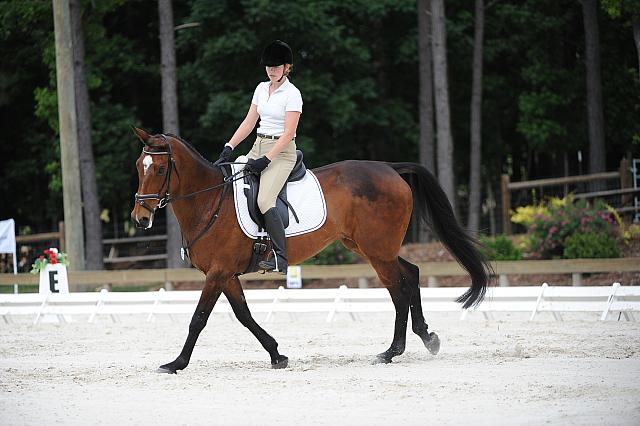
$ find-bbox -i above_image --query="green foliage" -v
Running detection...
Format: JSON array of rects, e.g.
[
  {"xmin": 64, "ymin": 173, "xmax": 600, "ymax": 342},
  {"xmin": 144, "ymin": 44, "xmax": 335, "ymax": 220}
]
[
  {"xmin": 479, "ymin": 235, "xmax": 523, "ymax": 260},
  {"xmin": 0, "ymin": 0, "xmax": 638, "ymax": 236},
  {"xmin": 30, "ymin": 248, "xmax": 69, "ymax": 274},
  {"xmin": 179, "ymin": 0, "xmax": 421, "ymax": 165},
  {"xmin": 303, "ymin": 241, "xmax": 359, "ymax": 265},
  {"xmin": 601, "ymin": 0, "xmax": 640, "ymax": 20},
  {"xmin": 563, "ymin": 232, "xmax": 620, "ymax": 259},
  {"xmin": 524, "ymin": 197, "xmax": 619, "ymax": 259}
]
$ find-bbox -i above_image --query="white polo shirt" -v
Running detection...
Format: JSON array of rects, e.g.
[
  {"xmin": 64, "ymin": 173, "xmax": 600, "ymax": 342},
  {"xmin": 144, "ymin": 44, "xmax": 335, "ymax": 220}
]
[{"xmin": 251, "ymin": 77, "xmax": 303, "ymax": 136}]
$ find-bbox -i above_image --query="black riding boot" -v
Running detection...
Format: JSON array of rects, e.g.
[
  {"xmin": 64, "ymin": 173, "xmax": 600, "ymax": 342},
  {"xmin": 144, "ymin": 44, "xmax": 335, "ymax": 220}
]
[{"xmin": 258, "ymin": 207, "xmax": 288, "ymax": 274}]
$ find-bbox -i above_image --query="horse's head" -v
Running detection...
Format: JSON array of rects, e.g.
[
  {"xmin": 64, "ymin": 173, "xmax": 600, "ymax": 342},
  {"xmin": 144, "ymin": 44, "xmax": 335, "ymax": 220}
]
[{"xmin": 130, "ymin": 127, "xmax": 176, "ymax": 229}]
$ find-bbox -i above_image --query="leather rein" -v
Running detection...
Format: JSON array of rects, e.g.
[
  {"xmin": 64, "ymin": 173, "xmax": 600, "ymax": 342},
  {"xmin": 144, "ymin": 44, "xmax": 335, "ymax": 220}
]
[{"xmin": 134, "ymin": 134, "xmax": 246, "ymax": 256}]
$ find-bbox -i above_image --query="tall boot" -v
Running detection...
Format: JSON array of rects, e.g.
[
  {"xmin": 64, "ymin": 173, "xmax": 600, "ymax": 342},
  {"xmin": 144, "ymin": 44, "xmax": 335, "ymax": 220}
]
[{"xmin": 258, "ymin": 207, "xmax": 288, "ymax": 274}]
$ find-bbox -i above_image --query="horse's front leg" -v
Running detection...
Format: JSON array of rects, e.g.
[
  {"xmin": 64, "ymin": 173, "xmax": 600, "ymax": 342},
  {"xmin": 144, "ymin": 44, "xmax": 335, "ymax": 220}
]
[
  {"xmin": 157, "ymin": 272, "xmax": 224, "ymax": 374},
  {"xmin": 224, "ymin": 277, "xmax": 288, "ymax": 369}
]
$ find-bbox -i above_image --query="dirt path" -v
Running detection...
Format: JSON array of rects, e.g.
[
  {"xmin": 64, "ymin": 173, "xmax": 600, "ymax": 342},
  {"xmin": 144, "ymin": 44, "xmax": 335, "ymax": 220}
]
[{"xmin": 1, "ymin": 312, "xmax": 639, "ymax": 425}]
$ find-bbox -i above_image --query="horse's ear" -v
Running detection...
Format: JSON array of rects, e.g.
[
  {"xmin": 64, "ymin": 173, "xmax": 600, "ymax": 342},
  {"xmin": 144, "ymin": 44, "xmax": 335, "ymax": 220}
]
[{"xmin": 132, "ymin": 126, "xmax": 150, "ymax": 144}]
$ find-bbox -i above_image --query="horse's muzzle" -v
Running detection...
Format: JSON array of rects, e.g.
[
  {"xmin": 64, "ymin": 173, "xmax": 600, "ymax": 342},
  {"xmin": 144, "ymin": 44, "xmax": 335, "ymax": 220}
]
[{"xmin": 131, "ymin": 210, "xmax": 153, "ymax": 229}]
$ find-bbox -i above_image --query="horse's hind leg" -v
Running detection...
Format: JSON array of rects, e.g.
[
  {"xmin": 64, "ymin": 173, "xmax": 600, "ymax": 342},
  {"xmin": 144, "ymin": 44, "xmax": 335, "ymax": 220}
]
[
  {"xmin": 224, "ymin": 277, "xmax": 288, "ymax": 369},
  {"xmin": 158, "ymin": 273, "xmax": 224, "ymax": 374},
  {"xmin": 369, "ymin": 258, "xmax": 411, "ymax": 364},
  {"xmin": 398, "ymin": 257, "xmax": 440, "ymax": 355}
]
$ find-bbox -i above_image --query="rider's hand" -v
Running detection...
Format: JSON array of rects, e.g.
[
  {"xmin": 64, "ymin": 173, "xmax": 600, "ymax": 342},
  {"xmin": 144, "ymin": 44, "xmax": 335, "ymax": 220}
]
[
  {"xmin": 214, "ymin": 144, "xmax": 233, "ymax": 165},
  {"xmin": 245, "ymin": 156, "xmax": 271, "ymax": 174}
]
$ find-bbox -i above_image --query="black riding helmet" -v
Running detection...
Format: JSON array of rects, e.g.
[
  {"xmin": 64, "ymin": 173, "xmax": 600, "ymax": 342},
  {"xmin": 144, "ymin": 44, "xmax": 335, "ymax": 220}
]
[{"xmin": 260, "ymin": 40, "xmax": 293, "ymax": 67}]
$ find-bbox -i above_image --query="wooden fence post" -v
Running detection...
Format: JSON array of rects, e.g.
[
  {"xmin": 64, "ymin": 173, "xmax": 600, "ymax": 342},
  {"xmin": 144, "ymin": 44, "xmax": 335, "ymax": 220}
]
[
  {"xmin": 619, "ymin": 157, "xmax": 631, "ymax": 207},
  {"xmin": 58, "ymin": 221, "xmax": 65, "ymax": 251},
  {"xmin": 501, "ymin": 174, "xmax": 512, "ymax": 235}
]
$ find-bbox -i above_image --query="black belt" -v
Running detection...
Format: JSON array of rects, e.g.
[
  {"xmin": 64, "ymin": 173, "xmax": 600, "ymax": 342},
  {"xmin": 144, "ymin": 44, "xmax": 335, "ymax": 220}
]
[{"xmin": 256, "ymin": 133, "xmax": 280, "ymax": 140}]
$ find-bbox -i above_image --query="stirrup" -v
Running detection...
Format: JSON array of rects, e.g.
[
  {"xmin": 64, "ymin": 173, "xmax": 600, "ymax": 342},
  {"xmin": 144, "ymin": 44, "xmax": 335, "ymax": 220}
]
[
  {"xmin": 258, "ymin": 261, "xmax": 288, "ymax": 275},
  {"xmin": 258, "ymin": 254, "xmax": 287, "ymax": 274}
]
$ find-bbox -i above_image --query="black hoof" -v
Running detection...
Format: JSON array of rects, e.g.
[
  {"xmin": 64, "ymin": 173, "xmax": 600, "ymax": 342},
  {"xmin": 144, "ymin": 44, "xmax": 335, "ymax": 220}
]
[
  {"xmin": 424, "ymin": 332, "xmax": 440, "ymax": 355},
  {"xmin": 156, "ymin": 365, "xmax": 177, "ymax": 374},
  {"xmin": 373, "ymin": 354, "xmax": 393, "ymax": 364},
  {"xmin": 271, "ymin": 355, "xmax": 289, "ymax": 369}
]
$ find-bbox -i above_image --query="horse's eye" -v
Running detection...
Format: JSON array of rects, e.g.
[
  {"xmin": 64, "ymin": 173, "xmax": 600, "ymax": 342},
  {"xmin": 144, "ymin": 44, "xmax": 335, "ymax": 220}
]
[{"xmin": 157, "ymin": 165, "xmax": 165, "ymax": 176}]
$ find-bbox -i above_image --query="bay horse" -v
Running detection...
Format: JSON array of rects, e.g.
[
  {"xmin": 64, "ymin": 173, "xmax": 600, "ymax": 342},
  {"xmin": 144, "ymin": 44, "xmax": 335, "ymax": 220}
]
[{"xmin": 130, "ymin": 128, "xmax": 489, "ymax": 373}]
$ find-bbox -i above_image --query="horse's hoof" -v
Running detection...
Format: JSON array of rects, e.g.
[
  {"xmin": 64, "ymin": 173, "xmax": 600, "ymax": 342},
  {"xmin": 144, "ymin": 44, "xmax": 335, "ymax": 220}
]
[
  {"xmin": 373, "ymin": 354, "xmax": 392, "ymax": 364},
  {"xmin": 271, "ymin": 355, "xmax": 288, "ymax": 369},
  {"xmin": 424, "ymin": 332, "xmax": 440, "ymax": 355},
  {"xmin": 156, "ymin": 365, "xmax": 177, "ymax": 374}
]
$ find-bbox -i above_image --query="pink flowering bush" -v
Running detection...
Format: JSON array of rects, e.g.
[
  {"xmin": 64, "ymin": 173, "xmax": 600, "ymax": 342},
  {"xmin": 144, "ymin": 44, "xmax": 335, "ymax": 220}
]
[{"xmin": 525, "ymin": 198, "xmax": 619, "ymax": 259}]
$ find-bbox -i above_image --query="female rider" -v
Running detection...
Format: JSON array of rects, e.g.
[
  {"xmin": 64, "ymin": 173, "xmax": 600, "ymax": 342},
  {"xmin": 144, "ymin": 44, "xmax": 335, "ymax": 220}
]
[{"xmin": 216, "ymin": 40, "xmax": 302, "ymax": 274}]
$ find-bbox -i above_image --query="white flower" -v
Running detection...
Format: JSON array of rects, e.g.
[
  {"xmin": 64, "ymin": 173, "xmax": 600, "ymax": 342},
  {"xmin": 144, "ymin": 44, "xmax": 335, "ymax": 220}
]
[{"xmin": 50, "ymin": 248, "xmax": 59, "ymax": 254}]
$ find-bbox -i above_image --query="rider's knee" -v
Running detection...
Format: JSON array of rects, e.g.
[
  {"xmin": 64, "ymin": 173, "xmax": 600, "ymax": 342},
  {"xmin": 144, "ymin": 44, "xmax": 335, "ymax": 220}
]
[{"xmin": 257, "ymin": 195, "xmax": 275, "ymax": 214}]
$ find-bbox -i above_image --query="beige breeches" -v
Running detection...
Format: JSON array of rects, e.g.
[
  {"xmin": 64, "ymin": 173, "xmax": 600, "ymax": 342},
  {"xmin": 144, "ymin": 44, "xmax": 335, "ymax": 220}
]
[{"xmin": 246, "ymin": 136, "xmax": 297, "ymax": 213}]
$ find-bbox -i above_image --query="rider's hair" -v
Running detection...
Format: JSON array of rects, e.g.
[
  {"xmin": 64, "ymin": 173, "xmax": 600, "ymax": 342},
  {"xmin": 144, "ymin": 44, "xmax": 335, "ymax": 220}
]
[{"xmin": 284, "ymin": 64, "xmax": 293, "ymax": 77}]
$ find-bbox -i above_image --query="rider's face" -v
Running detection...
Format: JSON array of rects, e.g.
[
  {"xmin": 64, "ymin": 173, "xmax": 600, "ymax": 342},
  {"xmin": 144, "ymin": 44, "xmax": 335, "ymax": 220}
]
[{"xmin": 265, "ymin": 64, "xmax": 288, "ymax": 82}]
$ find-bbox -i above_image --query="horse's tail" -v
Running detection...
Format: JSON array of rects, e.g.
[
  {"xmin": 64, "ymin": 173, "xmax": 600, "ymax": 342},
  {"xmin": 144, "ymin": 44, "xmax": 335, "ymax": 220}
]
[{"xmin": 389, "ymin": 162, "xmax": 490, "ymax": 309}]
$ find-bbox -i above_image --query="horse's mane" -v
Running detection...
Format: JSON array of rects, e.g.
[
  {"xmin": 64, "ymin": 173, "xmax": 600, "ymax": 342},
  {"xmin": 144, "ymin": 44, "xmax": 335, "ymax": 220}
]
[{"xmin": 163, "ymin": 133, "xmax": 217, "ymax": 170}]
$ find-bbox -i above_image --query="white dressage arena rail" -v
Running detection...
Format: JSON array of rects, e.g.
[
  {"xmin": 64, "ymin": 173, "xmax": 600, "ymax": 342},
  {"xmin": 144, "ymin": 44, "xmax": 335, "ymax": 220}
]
[{"xmin": 1, "ymin": 283, "xmax": 638, "ymax": 324}]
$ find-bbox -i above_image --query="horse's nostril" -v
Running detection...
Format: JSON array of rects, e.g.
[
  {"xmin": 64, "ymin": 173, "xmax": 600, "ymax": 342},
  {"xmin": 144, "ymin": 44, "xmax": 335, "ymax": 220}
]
[{"xmin": 138, "ymin": 216, "xmax": 149, "ymax": 228}]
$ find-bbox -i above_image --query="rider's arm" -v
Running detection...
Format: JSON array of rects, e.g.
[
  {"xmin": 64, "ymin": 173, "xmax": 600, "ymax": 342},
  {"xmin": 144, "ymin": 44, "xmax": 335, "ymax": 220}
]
[
  {"xmin": 265, "ymin": 111, "xmax": 301, "ymax": 160},
  {"xmin": 226, "ymin": 104, "xmax": 259, "ymax": 149}
]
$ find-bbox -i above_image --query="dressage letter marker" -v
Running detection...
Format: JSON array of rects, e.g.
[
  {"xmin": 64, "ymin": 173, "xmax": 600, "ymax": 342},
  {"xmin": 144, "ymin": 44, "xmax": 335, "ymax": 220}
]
[
  {"xmin": 48, "ymin": 270, "xmax": 59, "ymax": 293},
  {"xmin": 39, "ymin": 264, "xmax": 70, "ymax": 294}
]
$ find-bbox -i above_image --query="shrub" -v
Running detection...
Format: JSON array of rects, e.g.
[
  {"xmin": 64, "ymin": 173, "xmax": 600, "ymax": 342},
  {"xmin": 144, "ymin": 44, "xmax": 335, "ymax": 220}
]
[
  {"xmin": 303, "ymin": 241, "xmax": 359, "ymax": 265},
  {"xmin": 563, "ymin": 232, "xmax": 620, "ymax": 259},
  {"xmin": 517, "ymin": 196, "xmax": 619, "ymax": 259},
  {"xmin": 479, "ymin": 235, "xmax": 523, "ymax": 260},
  {"xmin": 510, "ymin": 203, "xmax": 550, "ymax": 227}
]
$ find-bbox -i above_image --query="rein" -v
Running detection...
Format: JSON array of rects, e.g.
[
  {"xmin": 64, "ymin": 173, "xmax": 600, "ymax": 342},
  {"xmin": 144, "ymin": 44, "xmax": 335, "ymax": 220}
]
[{"xmin": 134, "ymin": 135, "xmax": 248, "ymax": 256}]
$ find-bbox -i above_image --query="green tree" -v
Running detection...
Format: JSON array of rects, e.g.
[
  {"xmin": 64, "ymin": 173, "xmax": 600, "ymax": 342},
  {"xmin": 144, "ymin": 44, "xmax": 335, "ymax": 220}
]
[{"xmin": 1, "ymin": 0, "xmax": 638, "ymax": 244}]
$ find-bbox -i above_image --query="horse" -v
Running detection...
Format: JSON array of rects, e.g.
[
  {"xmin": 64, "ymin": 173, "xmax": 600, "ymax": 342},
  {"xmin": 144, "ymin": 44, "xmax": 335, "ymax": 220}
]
[{"xmin": 130, "ymin": 127, "xmax": 490, "ymax": 373}]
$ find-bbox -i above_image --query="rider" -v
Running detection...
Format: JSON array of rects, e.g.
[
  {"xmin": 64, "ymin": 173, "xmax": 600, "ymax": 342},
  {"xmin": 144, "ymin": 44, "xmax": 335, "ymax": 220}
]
[{"xmin": 216, "ymin": 40, "xmax": 302, "ymax": 274}]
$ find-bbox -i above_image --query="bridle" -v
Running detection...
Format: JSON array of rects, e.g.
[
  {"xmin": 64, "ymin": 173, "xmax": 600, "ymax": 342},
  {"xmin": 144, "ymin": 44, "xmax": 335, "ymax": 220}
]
[
  {"xmin": 134, "ymin": 137, "xmax": 176, "ymax": 214},
  {"xmin": 134, "ymin": 134, "xmax": 247, "ymax": 255}
]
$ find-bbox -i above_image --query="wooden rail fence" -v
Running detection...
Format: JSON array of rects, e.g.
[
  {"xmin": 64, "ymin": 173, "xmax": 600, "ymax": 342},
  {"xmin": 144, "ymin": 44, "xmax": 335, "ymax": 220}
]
[
  {"xmin": 13, "ymin": 224, "xmax": 167, "ymax": 265},
  {"xmin": 501, "ymin": 158, "xmax": 633, "ymax": 235},
  {"xmin": 1, "ymin": 258, "xmax": 639, "ymax": 290}
]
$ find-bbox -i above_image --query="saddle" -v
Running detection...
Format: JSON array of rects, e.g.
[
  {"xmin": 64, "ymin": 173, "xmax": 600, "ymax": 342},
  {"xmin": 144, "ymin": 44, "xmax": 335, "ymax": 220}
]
[
  {"xmin": 241, "ymin": 150, "xmax": 307, "ymax": 274},
  {"xmin": 243, "ymin": 150, "xmax": 307, "ymax": 230}
]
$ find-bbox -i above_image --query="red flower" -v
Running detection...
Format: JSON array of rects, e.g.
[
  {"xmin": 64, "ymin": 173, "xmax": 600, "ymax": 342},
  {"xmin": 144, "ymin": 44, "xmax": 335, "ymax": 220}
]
[{"xmin": 51, "ymin": 258, "xmax": 58, "ymax": 264}]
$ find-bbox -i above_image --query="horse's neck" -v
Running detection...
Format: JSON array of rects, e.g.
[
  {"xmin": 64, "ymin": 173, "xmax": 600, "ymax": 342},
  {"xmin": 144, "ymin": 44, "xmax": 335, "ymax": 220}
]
[{"xmin": 170, "ymin": 152, "xmax": 226, "ymax": 243}]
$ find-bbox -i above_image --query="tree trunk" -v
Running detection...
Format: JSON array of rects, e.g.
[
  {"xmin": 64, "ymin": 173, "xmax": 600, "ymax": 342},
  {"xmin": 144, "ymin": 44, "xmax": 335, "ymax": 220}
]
[
  {"xmin": 70, "ymin": 0, "xmax": 103, "ymax": 270},
  {"xmin": 634, "ymin": 20, "xmax": 640, "ymax": 81},
  {"xmin": 418, "ymin": 0, "xmax": 435, "ymax": 174},
  {"xmin": 467, "ymin": 0, "xmax": 485, "ymax": 233},
  {"xmin": 430, "ymin": 0, "xmax": 456, "ymax": 214},
  {"xmin": 417, "ymin": 0, "xmax": 435, "ymax": 242},
  {"xmin": 158, "ymin": 0, "xmax": 187, "ymax": 268},
  {"xmin": 53, "ymin": 0, "xmax": 85, "ymax": 271},
  {"xmin": 581, "ymin": 0, "xmax": 606, "ymax": 182}
]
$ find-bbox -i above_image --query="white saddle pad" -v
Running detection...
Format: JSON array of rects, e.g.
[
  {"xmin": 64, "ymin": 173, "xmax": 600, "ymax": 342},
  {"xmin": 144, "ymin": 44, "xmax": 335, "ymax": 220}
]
[{"xmin": 231, "ymin": 157, "xmax": 327, "ymax": 239}]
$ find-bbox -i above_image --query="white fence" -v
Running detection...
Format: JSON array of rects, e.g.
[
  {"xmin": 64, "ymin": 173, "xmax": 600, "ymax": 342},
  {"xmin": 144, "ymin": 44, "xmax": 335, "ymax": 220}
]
[{"xmin": 1, "ymin": 283, "xmax": 639, "ymax": 324}]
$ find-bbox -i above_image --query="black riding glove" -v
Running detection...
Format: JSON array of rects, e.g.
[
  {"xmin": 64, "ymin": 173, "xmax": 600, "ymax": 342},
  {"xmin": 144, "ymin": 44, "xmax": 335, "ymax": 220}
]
[
  {"xmin": 214, "ymin": 144, "xmax": 233, "ymax": 165},
  {"xmin": 245, "ymin": 156, "xmax": 271, "ymax": 174}
]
